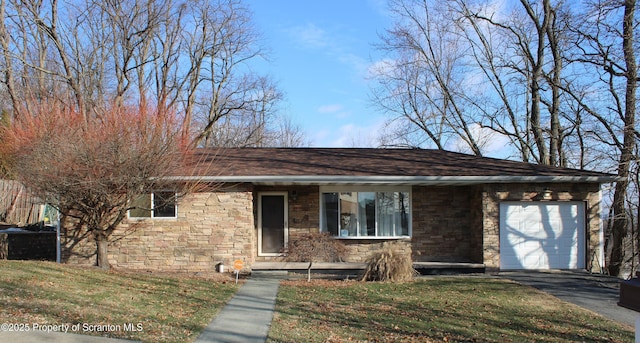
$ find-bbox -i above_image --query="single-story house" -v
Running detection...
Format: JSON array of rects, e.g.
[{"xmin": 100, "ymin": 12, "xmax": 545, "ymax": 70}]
[{"xmin": 62, "ymin": 148, "xmax": 618, "ymax": 272}]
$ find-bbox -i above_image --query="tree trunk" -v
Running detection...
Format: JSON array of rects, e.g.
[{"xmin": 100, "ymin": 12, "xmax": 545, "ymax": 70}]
[
  {"xmin": 527, "ymin": 0, "xmax": 550, "ymax": 165},
  {"xmin": 307, "ymin": 261, "xmax": 312, "ymax": 282},
  {"xmin": 95, "ymin": 231, "xmax": 110, "ymax": 270},
  {"xmin": 608, "ymin": 0, "xmax": 636, "ymax": 277},
  {"xmin": 544, "ymin": 0, "xmax": 562, "ymax": 166},
  {"xmin": 610, "ymin": 184, "xmax": 629, "ymax": 276}
]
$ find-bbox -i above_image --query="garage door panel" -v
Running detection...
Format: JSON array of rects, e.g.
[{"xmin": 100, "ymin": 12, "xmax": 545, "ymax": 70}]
[
  {"xmin": 522, "ymin": 255, "xmax": 544, "ymax": 269},
  {"xmin": 504, "ymin": 232, "xmax": 526, "ymax": 245},
  {"xmin": 522, "ymin": 222, "xmax": 543, "ymax": 236},
  {"xmin": 500, "ymin": 202, "xmax": 585, "ymax": 270},
  {"xmin": 547, "ymin": 253, "xmax": 579, "ymax": 268},
  {"xmin": 523, "ymin": 240, "xmax": 541, "ymax": 250}
]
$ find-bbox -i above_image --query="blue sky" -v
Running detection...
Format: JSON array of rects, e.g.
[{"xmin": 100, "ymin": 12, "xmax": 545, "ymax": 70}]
[{"xmin": 246, "ymin": 0, "xmax": 391, "ymax": 147}]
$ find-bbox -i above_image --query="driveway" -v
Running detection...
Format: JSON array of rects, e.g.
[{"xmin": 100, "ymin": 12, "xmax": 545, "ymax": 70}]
[{"xmin": 499, "ymin": 270, "xmax": 638, "ymax": 327}]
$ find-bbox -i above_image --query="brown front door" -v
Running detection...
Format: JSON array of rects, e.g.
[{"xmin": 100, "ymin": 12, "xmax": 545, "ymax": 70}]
[{"xmin": 259, "ymin": 192, "xmax": 288, "ymax": 256}]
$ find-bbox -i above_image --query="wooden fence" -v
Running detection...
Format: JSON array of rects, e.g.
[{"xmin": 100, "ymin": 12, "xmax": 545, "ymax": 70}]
[{"xmin": 0, "ymin": 180, "xmax": 43, "ymax": 225}]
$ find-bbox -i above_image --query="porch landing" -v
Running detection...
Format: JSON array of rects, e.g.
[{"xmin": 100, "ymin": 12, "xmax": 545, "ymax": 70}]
[{"xmin": 251, "ymin": 262, "xmax": 485, "ymax": 275}]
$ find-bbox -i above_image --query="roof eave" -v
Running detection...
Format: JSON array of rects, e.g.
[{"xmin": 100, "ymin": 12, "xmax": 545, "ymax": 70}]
[{"xmin": 164, "ymin": 175, "xmax": 620, "ymax": 185}]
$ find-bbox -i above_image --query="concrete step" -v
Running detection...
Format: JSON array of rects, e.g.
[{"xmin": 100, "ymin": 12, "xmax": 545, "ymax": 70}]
[{"xmin": 250, "ymin": 261, "xmax": 486, "ymax": 275}]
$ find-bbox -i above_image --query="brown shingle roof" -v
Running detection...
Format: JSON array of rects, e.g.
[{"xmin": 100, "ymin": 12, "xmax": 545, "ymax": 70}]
[{"xmin": 173, "ymin": 148, "xmax": 617, "ymax": 184}]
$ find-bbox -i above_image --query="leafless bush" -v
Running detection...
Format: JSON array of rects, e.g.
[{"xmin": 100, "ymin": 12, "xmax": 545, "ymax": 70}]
[{"xmin": 284, "ymin": 232, "xmax": 347, "ymax": 282}]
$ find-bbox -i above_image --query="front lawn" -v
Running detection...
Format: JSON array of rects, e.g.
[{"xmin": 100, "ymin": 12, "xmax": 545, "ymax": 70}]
[
  {"xmin": 269, "ymin": 277, "xmax": 634, "ymax": 342},
  {"xmin": 0, "ymin": 260, "xmax": 239, "ymax": 343}
]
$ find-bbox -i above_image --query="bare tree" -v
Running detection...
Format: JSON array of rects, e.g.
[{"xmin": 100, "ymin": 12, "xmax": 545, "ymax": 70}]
[
  {"xmin": 21, "ymin": 0, "xmax": 88, "ymax": 117},
  {"xmin": 0, "ymin": 101, "xmax": 198, "ymax": 269},
  {"xmin": 196, "ymin": 75, "xmax": 286, "ymax": 147},
  {"xmin": 610, "ymin": 0, "xmax": 637, "ymax": 277},
  {"xmin": 0, "ymin": 0, "xmax": 289, "ymax": 146},
  {"xmin": 94, "ymin": 0, "xmax": 167, "ymax": 108},
  {"xmin": 456, "ymin": 0, "xmax": 576, "ymax": 165},
  {"xmin": 272, "ymin": 115, "xmax": 309, "ymax": 148},
  {"xmin": 567, "ymin": 0, "xmax": 639, "ymax": 276},
  {"xmin": 451, "ymin": 3, "xmax": 533, "ymax": 161},
  {"xmin": 373, "ymin": 0, "xmax": 583, "ymax": 165},
  {"xmin": 371, "ymin": 0, "xmax": 483, "ymax": 155},
  {"xmin": 177, "ymin": 0, "xmax": 277, "ymax": 147}
]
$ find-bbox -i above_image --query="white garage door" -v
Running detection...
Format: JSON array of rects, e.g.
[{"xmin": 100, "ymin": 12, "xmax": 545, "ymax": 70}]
[{"xmin": 500, "ymin": 202, "xmax": 585, "ymax": 270}]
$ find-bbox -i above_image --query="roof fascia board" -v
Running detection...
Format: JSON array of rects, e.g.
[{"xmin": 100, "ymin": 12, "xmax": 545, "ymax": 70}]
[{"xmin": 164, "ymin": 175, "xmax": 620, "ymax": 184}]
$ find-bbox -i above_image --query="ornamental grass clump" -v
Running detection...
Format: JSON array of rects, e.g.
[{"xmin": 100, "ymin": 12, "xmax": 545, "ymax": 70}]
[{"xmin": 361, "ymin": 243, "xmax": 418, "ymax": 282}]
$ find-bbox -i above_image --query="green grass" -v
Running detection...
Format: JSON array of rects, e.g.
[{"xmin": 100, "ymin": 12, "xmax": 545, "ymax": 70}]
[
  {"xmin": 268, "ymin": 278, "xmax": 634, "ymax": 343},
  {"xmin": 0, "ymin": 260, "xmax": 239, "ymax": 343}
]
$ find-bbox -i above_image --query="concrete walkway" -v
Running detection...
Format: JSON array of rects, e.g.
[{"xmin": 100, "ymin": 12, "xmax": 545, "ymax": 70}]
[{"xmin": 195, "ymin": 273, "xmax": 282, "ymax": 343}]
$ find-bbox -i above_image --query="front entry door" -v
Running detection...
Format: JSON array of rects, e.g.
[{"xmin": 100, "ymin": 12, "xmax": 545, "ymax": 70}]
[{"xmin": 259, "ymin": 192, "xmax": 288, "ymax": 256}]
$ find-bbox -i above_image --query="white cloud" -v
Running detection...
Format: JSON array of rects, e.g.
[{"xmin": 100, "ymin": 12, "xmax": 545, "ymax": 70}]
[
  {"xmin": 366, "ymin": 58, "xmax": 396, "ymax": 79},
  {"xmin": 317, "ymin": 104, "xmax": 351, "ymax": 119},
  {"xmin": 450, "ymin": 123, "xmax": 512, "ymax": 158},
  {"xmin": 483, "ymin": 0, "xmax": 511, "ymax": 21},
  {"xmin": 317, "ymin": 104, "xmax": 343, "ymax": 113},
  {"xmin": 312, "ymin": 129, "xmax": 331, "ymax": 146},
  {"xmin": 338, "ymin": 53, "xmax": 370, "ymax": 76},
  {"xmin": 366, "ymin": 0, "xmax": 389, "ymax": 16},
  {"xmin": 287, "ymin": 23, "xmax": 330, "ymax": 50},
  {"xmin": 311, "ymin": 118, "xmax": 387, "ymax": 148},
  {"xmin": 285, "ymin": 22, "xmax": 369, "ymax": 79}
]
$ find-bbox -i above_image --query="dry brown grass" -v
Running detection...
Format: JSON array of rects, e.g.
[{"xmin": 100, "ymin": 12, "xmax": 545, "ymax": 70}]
[
  {"xmin": 361, "ymin": 243, "xmax": 418, "ymax": 282},
  {"xmin": 0, "ymin": 261, "xmax": 239, "ymax": 342},
  {"xmin": 269, "ymin": 277, "xmax": 634, "ymax": 342}
]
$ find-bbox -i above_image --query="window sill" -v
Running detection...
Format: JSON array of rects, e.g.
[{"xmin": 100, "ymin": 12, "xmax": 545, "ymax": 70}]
[
  {"xmin": 258, "ymin": 253, "xmax": 286, "ymax": 257},
  {"xmin": 127, "ymin": 217, "xmax": 178, "ymax": 221},
  {"xmin": 332, "ymin": 236, "xmax": 411, "ymax": 240}
]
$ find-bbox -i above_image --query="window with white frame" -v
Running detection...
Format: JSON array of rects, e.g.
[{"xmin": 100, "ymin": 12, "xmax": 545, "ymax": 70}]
[
  {"xmin": 320, "ymin": 186, "xmax": 410, "ymax": 238},
  {"xmin": 129, "ymin": 191, "xmax": 177, "ymax": 218}
]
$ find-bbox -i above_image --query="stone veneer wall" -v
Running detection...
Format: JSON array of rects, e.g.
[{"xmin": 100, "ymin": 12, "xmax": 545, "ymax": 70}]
[
  {"xmin": 62, "ymin": 184, "xmax": 255, "ymax": 273},
  {"xmin": 60, "ymin": 212, "xmax": 97, "ymax": 265},
  {"xmin": 481, "ymin": 183, "xmax": 602, "ymax": 272},
  {"xmin": 112, "ymin": 184, "xmax": 255, "ymax": 272}
]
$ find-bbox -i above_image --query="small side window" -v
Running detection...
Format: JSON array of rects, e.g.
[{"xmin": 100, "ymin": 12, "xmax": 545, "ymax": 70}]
[
  {"xmin": 129, "ymin": 194, "xmax": 152, "ymax": 218},
  {"xmin": 129, "ymin": 192, "xmax": 177, "ymax": 219},
  {"xmin": 153, "ymin": 191, "xmax": 176, "ymax": 218}
]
